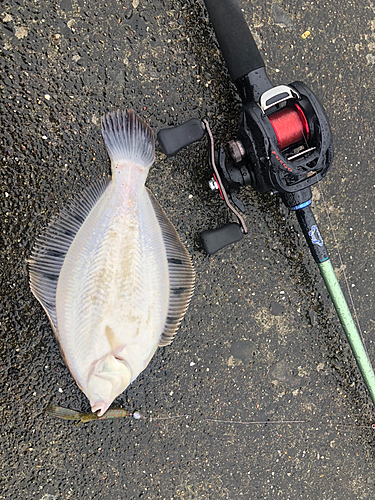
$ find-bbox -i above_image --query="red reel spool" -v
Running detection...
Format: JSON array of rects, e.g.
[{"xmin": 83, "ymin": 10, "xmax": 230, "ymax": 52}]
[{"xmin": 268, "ymin": 104, "xmax": 309, "ymax": 150}]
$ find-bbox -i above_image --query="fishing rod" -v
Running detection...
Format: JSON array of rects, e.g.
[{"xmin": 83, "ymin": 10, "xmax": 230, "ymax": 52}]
[{"xmin": 157, "ymin": 0, "xmax": 375, "ymax": 407}]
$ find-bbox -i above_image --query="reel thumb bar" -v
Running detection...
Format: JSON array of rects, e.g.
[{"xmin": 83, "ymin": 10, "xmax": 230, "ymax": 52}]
[{"xmin": 295, "ymin": 204, "xmax": 375, "ymax": 406}]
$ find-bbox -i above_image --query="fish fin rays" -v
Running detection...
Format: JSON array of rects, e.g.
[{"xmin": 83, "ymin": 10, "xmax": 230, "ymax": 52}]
[
  {"xmin": 101, "ymin": 109, "xmax": 155, "ymax": 168},
  {"xmin": 28, "ymin": 177, "xmax": 111, "ymax": 332},
  {"xmin": 147, "ymin": 189, "xmax": 195, "ymax": 347}
]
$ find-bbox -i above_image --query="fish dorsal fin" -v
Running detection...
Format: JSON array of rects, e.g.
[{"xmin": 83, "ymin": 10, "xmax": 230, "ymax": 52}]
[
  {"xmin": 28, "ymin": 177, "xmax": 111, "ymax": 333},
  {"xmin": 147, "ymin": 189, "xmax": 195, "ymax": 346}
]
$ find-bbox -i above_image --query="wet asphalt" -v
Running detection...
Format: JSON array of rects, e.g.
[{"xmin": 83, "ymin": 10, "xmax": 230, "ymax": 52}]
[{"xmin": 1, "ymin": 0, "xmax": 375, "ymax": 499}]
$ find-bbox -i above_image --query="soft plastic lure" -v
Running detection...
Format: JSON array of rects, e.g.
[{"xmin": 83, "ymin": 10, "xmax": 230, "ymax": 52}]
[{"xmin": 45, "ymin": 404, "xmax": 141, "ymax": 425}]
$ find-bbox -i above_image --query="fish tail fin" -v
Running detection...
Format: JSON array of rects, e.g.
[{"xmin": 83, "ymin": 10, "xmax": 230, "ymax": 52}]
[{"xmin": 101, "ymin": 109, "xmax": 155, "ymax": 168}]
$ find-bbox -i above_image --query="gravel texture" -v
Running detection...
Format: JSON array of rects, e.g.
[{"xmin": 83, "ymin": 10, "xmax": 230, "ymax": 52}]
[{"xmin": 1, "ymin": 1, "xmax": 375, "ymax": 499}]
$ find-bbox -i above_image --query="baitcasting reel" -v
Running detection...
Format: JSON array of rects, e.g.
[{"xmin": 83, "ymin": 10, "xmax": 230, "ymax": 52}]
[
  {"xmin": 157, "ymin": 75, "xmax": 333, "ymax": 255},
  {"xmin": 157, "ymin": 0, "xmax": 334, "ymax": 255}
]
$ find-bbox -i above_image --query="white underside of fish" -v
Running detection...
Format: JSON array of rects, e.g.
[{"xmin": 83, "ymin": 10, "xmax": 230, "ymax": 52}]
[{"xmin": 29, "ymin": 110, "xmax": 194, "ymax": 416}]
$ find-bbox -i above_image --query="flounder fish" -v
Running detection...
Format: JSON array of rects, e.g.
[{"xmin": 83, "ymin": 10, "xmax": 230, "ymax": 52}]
[{"xmin": 29, "ymin": 109, "xmax": 195, "ymax": 416}]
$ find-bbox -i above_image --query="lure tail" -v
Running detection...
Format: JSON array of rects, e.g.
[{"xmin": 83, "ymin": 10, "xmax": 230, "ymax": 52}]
[{"xmin": 45, "ymin": 405, "xmax": 86, "ymax": 421}]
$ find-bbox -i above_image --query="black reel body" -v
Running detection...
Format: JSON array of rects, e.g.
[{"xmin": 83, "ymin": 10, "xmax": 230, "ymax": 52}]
[
  {"xmin": 223, "ymin": 81, "xmax": 334, "ymax": 201},
  {"xmin": 157, "ymin": 80, "xmax": 334, "ymax": 253}
]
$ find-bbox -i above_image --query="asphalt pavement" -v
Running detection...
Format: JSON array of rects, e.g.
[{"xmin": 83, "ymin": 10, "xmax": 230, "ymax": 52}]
[{"xmin": 1, "ymin": 0, "xmax": 375, "ymax": 499}]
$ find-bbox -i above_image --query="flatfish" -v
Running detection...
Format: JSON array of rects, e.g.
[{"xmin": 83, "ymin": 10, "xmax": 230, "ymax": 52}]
[{"xmin": 29, "ymin": 109, "xmax": 195, "ymax": 416}]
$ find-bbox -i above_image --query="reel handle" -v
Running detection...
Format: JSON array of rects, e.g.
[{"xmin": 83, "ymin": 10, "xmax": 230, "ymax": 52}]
[
  {"xmin": 200, "ymin": 222, "xmax": 244, "ymax": 254},
  {"xmin": 202, "ymin": 0, "xmax": 265, "ymax": 82},
  {"xmin": 157, "ymin": 118, "xmax": 205, "ymax": 157}
]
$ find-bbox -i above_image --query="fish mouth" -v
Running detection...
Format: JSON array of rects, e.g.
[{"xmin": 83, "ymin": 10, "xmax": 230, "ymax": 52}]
[
  {"xmin": 91, "ymin": 401, "xmax": 110, "ymax": 417},
  {"xmin": 87, "ymin": 354, "xmax": 132, "ymax": 418}
]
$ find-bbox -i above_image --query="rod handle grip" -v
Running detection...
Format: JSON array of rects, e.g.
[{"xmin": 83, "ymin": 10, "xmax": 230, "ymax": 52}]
[{"xmin": 203, "ymin": 0, "xmax": 264, "ymax": 82}]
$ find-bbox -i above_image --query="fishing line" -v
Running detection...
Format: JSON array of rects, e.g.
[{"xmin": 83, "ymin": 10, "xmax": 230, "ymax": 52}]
[
  {"xmin": 293, "ymin": 122, "xmax": 371, "ymax": 362},
  {"xmin": 150, "ymin": 414, "xmax": 192, "ymax": 421},
  {"xmin": 147, "ymin": 413, "xmax": 375, "ymax": 430},
  {"xmin": 269, "ymin": 104, "xmax": 309, "ymax": 150},
  {"xmin": 45, "ymin": 405, "xmax": 375, "ymax": 429},
  {"xmin": 316, "ymin": 180, "xmax": 371, "ymax": 361}
]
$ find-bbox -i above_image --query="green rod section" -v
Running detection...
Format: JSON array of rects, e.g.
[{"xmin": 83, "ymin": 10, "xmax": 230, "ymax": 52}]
[
  {"xmin": 295, "ymin": 204, "xmax": 375, "ymax": 405},
  {"xmin": 318, "ymin": 258, "xmax": 375, "ymax": 406}
]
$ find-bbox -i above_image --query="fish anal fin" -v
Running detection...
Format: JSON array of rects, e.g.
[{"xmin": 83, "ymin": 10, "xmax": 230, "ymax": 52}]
[{"xmin": 147, "ymin": 189, "xmax": 195, "ymax": 347}]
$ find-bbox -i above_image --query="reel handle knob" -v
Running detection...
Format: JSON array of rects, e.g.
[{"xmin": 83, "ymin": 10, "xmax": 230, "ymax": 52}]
[
  {"xmin": 200, "ymin": 223, "xmax": 244, "ymax": 254},
  {"xmin": 157, "ymin": 118, "xmax": 205, "ymax": 157}
]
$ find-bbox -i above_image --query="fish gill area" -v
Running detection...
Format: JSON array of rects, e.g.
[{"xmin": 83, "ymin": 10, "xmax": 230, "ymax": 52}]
[{"xmin": 1, "ymin": 0, "xmax": 375, "ymax": 499}]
